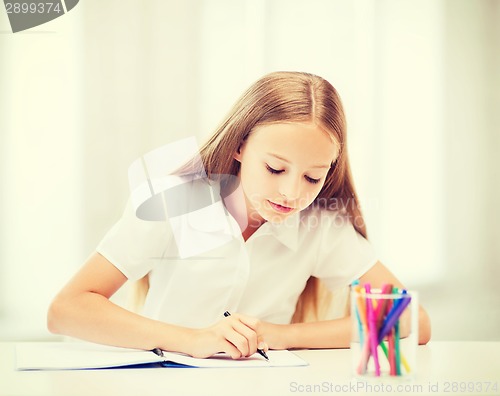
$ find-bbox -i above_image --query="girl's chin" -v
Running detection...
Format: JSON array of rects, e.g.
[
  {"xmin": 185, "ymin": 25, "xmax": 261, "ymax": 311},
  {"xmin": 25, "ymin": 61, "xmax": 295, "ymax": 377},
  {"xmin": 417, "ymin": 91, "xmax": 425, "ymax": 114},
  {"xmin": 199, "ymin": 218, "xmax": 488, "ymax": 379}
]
[
  {"xmin": 259, "ymin": 209, "xmax": 296, "ymax": 224},
  {"xmin": 247, "ymin": 199, "xmax": 298, "ymax": 225}
]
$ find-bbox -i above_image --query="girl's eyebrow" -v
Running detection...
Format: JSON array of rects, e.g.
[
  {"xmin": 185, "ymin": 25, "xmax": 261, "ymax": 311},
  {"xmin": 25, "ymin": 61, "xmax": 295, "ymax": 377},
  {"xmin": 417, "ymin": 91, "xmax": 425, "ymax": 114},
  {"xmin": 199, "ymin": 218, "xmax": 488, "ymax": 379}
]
[{"xmin": 267, "ymin": 153, "xmax": 331, "ymax": 169}]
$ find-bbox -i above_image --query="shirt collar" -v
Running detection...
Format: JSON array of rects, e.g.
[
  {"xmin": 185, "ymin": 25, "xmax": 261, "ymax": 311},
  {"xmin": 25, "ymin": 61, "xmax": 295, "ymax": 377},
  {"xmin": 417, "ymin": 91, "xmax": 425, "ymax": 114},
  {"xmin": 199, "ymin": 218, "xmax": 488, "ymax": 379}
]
[
  {"xmin": 177, "ymin": 176, "xmax": 301, "ymax": 251},
  {"xmin": 254, "ymin": 211, "xmax": 300, "ymax": 251}
]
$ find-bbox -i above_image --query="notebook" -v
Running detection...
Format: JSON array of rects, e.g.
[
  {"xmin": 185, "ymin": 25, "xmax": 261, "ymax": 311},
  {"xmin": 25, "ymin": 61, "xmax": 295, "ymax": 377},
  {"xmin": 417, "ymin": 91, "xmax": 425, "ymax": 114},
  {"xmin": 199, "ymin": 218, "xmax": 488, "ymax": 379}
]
[{"xmin": 15, "ymin": 342, "xmax": 308, "ymax": 370}]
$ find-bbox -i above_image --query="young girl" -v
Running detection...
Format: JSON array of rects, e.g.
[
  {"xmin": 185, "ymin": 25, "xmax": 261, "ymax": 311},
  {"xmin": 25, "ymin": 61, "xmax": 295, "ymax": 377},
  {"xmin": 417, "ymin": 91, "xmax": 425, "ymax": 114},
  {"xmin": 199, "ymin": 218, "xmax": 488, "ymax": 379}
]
[{"xmin": 47, "ymin": 71, "xmax": 431, "ymax": 359}]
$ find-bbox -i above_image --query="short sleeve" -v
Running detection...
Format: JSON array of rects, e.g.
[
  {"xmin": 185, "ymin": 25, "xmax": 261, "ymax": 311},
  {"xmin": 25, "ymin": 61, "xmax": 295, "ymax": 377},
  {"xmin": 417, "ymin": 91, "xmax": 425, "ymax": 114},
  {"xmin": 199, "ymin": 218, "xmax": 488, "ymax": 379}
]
[
  {"xmin": 312, "ymin": 211, "xmax": 378, "ymax": 290},
  {"xmin": 96, "ymin": 200, "xmax": 172, "ymax": 281}
]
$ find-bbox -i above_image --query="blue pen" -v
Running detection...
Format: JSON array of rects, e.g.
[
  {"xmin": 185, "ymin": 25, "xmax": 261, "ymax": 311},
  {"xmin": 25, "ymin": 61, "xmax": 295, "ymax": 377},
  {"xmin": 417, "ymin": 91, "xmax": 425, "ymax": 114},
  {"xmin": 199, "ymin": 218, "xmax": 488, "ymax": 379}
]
[
  {"xmin": 351, "ymin": 280, "xmax": 364, "ymax": 346},
  {"xmin": 394, "ymin": 289, "xmax": 406, "ymax": 375},
  {"xmin": 377, "ymin": 294, "xmax": 412, "ymax": 343}
]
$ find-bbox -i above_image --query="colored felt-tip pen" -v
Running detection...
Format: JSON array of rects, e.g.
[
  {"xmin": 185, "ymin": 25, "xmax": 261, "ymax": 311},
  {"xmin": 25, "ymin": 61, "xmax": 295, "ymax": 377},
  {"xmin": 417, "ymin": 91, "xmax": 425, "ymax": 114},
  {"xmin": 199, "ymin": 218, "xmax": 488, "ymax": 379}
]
[{"xmin": 223, "ymin": 311, "xmax": 269, "ymax": 361}]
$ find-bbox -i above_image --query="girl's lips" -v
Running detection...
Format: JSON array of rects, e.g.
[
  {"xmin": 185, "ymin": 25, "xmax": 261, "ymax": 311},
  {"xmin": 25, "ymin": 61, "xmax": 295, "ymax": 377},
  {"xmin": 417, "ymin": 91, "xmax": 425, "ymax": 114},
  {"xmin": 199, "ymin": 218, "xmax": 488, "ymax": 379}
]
[{"xmin": 268, "ymin": 200, "xmax": 294, "ymax": 213}]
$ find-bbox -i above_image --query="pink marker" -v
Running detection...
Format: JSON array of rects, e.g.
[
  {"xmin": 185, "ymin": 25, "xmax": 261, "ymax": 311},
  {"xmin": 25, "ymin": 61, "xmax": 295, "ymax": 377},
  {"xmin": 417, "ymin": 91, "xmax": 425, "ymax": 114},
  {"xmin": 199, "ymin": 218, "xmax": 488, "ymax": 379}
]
[{"xmin": 365, "ymin": 283, "xmax": 381, "ymax": 376}]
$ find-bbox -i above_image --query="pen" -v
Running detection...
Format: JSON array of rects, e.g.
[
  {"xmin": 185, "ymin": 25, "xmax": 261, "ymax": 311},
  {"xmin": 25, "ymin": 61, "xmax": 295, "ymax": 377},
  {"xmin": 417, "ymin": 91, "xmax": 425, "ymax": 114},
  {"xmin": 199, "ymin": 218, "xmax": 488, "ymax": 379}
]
[
  {"xmin": 223, "ymin": 311, "xmax": 269, "ymax": 361},
  {"xmin": 394, "ymin": 289, "xmax": 406, "ymax": 375},
  {"xmin": 351, "ymin": 281, "xmax": 365, "ymax": 347},
  {"xmin": 378, "ymin": 294, "xmax": 412, "ymax": 343},
  {"xmin": 352, "ymin": 283, "xmax": 370, "ymax": 374}
]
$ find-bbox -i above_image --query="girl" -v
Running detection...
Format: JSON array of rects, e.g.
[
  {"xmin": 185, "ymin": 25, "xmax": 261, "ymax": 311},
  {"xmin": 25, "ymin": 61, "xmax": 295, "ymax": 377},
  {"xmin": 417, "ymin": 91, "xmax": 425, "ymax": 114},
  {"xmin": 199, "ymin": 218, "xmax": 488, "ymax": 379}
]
[{"xmin": 47, "ymin": 71, "xmax": 431, "ymax": 359}]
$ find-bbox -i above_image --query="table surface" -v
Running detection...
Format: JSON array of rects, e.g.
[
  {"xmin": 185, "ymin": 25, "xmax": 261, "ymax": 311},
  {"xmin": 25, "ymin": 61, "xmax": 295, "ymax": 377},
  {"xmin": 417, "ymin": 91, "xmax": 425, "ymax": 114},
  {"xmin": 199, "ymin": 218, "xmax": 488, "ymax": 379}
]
[{"xmin": 1, "ymin": 341, "xmax": 499, "ymax": 396}]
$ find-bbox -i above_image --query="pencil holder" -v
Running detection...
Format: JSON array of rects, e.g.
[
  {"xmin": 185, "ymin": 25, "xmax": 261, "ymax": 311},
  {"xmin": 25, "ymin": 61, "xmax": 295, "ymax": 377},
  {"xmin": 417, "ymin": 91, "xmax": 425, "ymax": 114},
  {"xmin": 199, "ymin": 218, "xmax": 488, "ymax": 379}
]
[{"xmin": 350, "ymin": 284, "xmax": 418, "ymax": 380}]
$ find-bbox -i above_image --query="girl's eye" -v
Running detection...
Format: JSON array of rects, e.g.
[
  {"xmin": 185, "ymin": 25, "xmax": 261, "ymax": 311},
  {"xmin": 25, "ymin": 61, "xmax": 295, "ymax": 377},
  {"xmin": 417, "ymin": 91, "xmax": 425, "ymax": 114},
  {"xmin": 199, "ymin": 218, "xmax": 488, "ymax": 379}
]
[
  {"xmin": 305, "ymin": 176, "xmax": 320, "ymax": 184},
  {"xmin": 266, "ymin": 164, "xmax": 320, "ymax": 184},
  {"xmin": 266, "ymin": 164, "xmax": 284, "ymax": 174}
]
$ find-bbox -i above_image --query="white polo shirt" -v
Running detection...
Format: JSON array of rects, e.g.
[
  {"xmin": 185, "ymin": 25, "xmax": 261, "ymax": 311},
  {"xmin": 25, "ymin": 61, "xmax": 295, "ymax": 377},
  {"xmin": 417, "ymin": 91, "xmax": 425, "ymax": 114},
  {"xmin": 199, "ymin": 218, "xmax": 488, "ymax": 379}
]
[{"xmin": 97, "ymin": 184, "xmax": 377, "ymax": 328}]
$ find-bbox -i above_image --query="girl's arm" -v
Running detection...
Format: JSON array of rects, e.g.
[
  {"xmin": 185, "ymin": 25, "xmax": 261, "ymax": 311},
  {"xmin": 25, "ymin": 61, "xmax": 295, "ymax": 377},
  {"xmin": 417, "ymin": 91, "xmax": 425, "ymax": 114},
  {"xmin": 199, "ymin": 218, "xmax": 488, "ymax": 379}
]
[
  {"xmin": 47, "ymin": 252, "xmax": 263, "ymax": 359},
  {"xmin": 258, "ymin": 261, "xmax": 431, "ymax": 349}
]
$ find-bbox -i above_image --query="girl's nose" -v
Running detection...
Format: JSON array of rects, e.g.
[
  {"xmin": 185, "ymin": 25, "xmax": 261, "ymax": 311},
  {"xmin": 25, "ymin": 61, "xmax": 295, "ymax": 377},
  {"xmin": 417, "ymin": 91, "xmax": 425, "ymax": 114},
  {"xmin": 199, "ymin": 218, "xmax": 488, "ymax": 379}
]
[{"xmin": 278, "ymin": 176, "xmax": 301, "ymax": 201}]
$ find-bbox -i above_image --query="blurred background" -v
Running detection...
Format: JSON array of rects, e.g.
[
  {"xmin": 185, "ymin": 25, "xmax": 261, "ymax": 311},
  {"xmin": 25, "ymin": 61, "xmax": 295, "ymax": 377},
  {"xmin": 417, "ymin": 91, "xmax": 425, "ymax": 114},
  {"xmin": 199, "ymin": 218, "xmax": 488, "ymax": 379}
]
[{"xmin": 0, "ymin": 0, "xmax": 499, "ymax": 341}]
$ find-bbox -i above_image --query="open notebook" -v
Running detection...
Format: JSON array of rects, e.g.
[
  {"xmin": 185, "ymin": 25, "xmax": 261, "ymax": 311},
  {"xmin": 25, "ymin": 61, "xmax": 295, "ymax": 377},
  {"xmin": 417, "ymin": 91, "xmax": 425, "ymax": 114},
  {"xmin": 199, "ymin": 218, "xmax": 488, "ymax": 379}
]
[{"xmin": 15, "ymin": 342, "xmax": 308, "ymax": 370}]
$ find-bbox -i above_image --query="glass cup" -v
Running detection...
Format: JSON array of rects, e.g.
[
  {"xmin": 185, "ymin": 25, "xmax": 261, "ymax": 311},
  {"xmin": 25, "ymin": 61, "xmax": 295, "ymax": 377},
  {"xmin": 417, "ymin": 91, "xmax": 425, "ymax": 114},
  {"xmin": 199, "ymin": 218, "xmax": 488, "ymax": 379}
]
[{"xmin": 350, "ymin": 285, "xmax": 418, "ymax": 380}]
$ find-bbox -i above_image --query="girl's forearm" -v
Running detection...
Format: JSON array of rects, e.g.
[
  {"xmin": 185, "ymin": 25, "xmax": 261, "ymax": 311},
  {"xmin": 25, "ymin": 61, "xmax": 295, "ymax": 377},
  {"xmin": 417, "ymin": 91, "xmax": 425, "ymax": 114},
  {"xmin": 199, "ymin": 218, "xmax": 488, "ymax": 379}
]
[
  {"xmin": 417, "ymin": 306, "xmax": 431, "ymax": 344},
  {"xmin": 269, "ymin": 305, "xmax": 431, "ymax": 350},
  {"xmin": 47, "ymin": 291, "xmax": 194, "ymax": 353},
  {"xmin": 267, "ymin": 317, "xmax": 352, "ymax": 350},
  {"xmin": 289, "ymin": 318, "xmax": 352, "ymax": 349}
]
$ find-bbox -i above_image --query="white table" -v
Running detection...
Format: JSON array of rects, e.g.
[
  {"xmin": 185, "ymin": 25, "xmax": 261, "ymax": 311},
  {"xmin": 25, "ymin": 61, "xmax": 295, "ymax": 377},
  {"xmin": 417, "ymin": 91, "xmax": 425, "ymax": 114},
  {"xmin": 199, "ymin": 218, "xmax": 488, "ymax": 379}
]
[{"xmin": 1, "ymin": 342, "xmax": 499, "ymax": 396}]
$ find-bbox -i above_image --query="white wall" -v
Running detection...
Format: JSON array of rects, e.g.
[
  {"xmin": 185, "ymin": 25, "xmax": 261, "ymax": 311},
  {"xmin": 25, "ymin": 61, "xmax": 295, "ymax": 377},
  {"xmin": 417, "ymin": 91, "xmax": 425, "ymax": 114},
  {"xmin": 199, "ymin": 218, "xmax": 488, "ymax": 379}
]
[
  {"xmin": 1, "ymin": 0, "xmax": 498, "ymax": 341},
  {"xmin": 79, "ymin": 0, "xmax": 204, "ymax": 255},
  {"xmin": 0, "ymin": 8, "xmax": 84, "ymax": 338},
  {"xmin": 199, "ymin": 0, "xmax": 446, "ymax": 285},
  {"xmin": 429, "ymin": 0, "xmax": 500, "ymax": 341}
]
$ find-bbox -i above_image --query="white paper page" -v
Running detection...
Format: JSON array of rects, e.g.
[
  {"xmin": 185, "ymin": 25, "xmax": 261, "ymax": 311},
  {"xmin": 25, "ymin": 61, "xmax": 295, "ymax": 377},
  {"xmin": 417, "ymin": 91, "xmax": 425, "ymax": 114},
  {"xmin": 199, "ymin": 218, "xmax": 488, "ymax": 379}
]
[
  {"xmin": 15, "ymin": 342, "xmax": 308, "ymax": 370},
  {"xmin": 161, "ymin": 349, "xmax": 308, "ymax": 368}
]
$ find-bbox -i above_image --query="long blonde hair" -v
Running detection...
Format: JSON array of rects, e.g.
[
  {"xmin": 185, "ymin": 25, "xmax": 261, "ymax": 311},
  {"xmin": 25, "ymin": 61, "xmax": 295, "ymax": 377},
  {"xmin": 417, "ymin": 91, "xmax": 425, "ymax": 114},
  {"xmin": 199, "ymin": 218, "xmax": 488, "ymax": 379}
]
[{"xmin": 134, "ymin": 71, "xmax": 367, "ymax": 322}]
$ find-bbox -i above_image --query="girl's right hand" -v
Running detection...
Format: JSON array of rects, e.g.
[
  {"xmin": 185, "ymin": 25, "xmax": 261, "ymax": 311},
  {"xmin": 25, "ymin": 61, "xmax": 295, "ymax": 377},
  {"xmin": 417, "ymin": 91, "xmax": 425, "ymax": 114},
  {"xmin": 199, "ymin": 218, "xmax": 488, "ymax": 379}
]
[{"xmin": 185, "ymin": 313, "xmax": 268, "ymax": 359}]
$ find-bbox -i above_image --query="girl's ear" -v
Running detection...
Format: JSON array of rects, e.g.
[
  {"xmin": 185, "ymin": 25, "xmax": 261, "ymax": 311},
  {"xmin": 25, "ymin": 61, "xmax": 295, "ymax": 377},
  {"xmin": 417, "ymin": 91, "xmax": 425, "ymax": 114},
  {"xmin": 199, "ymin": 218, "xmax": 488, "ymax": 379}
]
[{"xmin": 233, "ymin": 143, "xmax": 244, "ymax": 162}]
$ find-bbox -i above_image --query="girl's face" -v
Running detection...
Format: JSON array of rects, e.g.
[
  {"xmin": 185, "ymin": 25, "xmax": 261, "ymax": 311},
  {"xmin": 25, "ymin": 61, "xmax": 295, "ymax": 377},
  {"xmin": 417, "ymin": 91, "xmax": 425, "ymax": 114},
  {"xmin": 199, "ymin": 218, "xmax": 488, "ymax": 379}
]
[{"xmin": 234, "ymin": 122, "xmax": 339, "ymax": 225}]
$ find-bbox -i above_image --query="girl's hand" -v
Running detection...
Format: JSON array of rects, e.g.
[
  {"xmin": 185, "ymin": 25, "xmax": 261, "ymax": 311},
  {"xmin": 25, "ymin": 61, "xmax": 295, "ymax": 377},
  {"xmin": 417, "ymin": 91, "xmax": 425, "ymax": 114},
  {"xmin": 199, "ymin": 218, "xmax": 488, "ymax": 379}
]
[
  {"xmin": 186, "ymin": 313, "xmax": 268, "ymax": 359},
  {"xmin": 255, "ymin": 321, "xmax": 291, "ymax": 350}
]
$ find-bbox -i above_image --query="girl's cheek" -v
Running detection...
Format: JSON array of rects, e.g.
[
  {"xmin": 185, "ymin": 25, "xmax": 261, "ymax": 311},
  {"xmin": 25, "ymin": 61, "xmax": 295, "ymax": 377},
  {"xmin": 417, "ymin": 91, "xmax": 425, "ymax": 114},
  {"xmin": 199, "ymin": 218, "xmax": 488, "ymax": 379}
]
[{"xmin": 304, "ymin": 188, "xmax": 321, "ymax": 207}]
